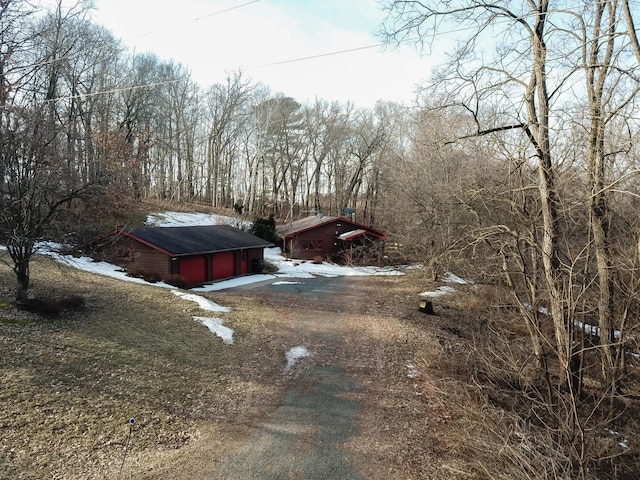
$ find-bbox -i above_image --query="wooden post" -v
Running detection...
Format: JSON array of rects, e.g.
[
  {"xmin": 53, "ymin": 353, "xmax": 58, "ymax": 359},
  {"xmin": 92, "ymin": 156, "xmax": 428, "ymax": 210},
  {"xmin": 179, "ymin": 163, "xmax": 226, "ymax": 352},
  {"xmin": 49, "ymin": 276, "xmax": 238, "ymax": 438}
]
[{"xmin": 419, "ymin": 299, "xmax": 434, "ymax": 315}]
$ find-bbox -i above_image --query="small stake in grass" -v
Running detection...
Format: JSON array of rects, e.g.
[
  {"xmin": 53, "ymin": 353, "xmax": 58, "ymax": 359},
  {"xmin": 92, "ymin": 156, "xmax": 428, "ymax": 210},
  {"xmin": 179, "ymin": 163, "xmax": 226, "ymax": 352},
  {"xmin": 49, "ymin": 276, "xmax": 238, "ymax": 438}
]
[
  {"xmin": 119, "ymin": 417, "xmax": 136, "ymax": 476},
  {"xmin": 419, "ymin": 299, "xmax": 434, "ymax": 315}
]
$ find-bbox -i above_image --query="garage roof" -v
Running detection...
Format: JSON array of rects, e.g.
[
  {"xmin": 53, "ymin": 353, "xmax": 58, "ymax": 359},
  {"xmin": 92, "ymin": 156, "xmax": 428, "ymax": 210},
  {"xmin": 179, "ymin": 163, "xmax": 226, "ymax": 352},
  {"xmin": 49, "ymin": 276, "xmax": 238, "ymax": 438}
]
[{"xmin": 120, "ymin": 225, "xmax": 273, "ymax": 256}]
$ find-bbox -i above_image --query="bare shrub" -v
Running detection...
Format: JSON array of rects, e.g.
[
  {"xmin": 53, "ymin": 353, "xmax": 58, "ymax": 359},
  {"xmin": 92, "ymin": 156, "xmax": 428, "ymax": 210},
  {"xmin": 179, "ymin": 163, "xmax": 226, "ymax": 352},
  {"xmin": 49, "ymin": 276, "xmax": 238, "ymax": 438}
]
[
  {"xmin": 457, "ymin": 318, "xmax": 640, "ymax": 479},
  {"xmin": 162, "ymin": 275, "xmax": 191, "ymax": 289},
  {"xmin": 126, "ymin": 267, "xmax": 163, "ymax": 283},
  {"xmin": 261, "ymin": 260, "xmax": 279, "ymax": 273}
]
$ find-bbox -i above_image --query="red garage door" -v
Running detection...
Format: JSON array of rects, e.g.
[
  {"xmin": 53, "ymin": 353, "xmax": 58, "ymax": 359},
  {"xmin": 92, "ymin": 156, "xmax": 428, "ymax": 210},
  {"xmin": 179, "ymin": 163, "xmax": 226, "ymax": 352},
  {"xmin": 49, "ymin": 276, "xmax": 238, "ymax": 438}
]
[
  {"xmin": 179, "ymin": 256, "xmax": 207, "ymax": 285},
  {"xmin": 212, "ymin": 251, "xmax": 236, "ymax": 280}
]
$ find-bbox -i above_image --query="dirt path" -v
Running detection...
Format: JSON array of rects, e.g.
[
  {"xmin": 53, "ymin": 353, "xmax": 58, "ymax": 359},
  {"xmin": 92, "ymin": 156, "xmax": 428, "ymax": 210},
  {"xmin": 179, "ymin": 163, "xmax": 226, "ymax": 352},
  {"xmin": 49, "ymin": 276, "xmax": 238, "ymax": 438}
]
[
  {"xmin": 215, "ymin": 276, "xmax": 368, "ymax": 479},
  {"xmin": 216, "ymin": 365, "xmax": 365, "ymax": 479},
  {"xmin": 136, "ymin": 272, "xmax": 436, "ymax": 480}
]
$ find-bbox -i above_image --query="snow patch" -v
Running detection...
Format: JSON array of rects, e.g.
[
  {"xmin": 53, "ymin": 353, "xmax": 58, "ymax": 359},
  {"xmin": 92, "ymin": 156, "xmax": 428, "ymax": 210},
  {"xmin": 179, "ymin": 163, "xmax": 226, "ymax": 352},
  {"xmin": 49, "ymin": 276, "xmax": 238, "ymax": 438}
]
[
  {"xmin": 285, "ymin": 345, "xmax": 310, "ymax": 371},
  {"xmin": 406, "ymin": 361, "xmax": 420, "ymax": 379},
  {"xmin": 443, "ymin": 272, "xmax": 469, "ymax": 284},
  {"xmin": 272, "ymin": 281, "xmax": 304, "ymax": 286},
  {"xmin": 194, "ymin": 316, "xmax": 234, "ymax": 344},
  {"xmin": 146, "ymin": 211, "xmax": 249, "ymax": 229},
  {"xmin": 606, "ymin": 428, "xmax": 629, "ymax": 449},
  {"xmin": 194, "ymin": 274, "xmax": 277, "ymax": 292},
  {"xmin": 419, "ymin": 286, "xmax": 456, "ymax": 298},
  {"xmin": 172, "ymin": 290, "xmax": 230, "ymax": 312}
]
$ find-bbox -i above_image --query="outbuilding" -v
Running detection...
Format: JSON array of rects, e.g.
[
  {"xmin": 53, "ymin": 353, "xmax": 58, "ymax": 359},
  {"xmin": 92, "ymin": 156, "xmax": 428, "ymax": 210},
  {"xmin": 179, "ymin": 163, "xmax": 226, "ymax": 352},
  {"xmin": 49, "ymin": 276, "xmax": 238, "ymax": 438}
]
[
  {"xmin": 102, "ymin": 225, "xmax": 273, "ymax": 286},
  {"xmin": 278, "ymin": 215, "xmax": 387, "ymax": 262}
]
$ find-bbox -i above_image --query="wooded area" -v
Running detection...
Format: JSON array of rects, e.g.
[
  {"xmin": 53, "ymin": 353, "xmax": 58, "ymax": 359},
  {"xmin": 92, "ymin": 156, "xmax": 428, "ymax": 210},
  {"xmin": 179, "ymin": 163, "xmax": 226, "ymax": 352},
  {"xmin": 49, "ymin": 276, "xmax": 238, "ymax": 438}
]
[
  {"xmin": 1, "ymin": 1, "xmax": 402, "ymax": 221},
  {"xmin": 2, "ymin": 0, "xmax": 640, "ymax": 477}
]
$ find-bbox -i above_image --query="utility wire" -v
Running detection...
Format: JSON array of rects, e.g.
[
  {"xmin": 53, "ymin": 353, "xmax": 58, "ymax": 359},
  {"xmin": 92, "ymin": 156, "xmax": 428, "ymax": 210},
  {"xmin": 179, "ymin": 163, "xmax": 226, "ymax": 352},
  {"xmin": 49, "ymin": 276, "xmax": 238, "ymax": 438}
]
[
  {"xmin": 37, "ymin": 78, "xmax": 185, "ymax": 104},
  {"xmin": 137, "ymin": 0, "xmax": 262, "ymax": 38},
  {"xmin": 249, "ymin": 40, "xmax": 414, "ymax": 69},
  {"xmin": 9, "ymin": 0, "xmax": 263, "ymax": 73}
]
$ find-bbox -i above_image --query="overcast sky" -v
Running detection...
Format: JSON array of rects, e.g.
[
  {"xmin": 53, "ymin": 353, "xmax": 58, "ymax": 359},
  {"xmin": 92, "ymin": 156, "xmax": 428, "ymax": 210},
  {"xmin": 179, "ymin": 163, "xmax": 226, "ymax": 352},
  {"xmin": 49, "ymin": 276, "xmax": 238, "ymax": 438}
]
[{"xmin": 86, "ymin": 0, "xmax": 443, "ymax": 108}]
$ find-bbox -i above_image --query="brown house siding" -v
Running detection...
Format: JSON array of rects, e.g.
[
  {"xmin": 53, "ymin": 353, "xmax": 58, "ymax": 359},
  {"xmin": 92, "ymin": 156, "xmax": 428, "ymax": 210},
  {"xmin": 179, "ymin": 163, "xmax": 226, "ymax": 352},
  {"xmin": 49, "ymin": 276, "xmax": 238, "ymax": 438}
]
[
  {"xmin": 134, "ymin": 248, "xmax": 171, "ymax": 275},
  {"xmin": 111, "ymin": 239, "xmax": 170, "ymax": 275},
  {"xmin": 246, "ymin": 248, "xmax": 265, "ymax": 267},
  {"xmin": 282, "ymin": 217, "xmax": 386, "ymax": 262},
  {"xmin": 287, "ymin": 227, "xmax": 335, "ymax": 260},
  {"xmin": 287, "ymin": 219, "xmax": 362, "ymax": 260}
]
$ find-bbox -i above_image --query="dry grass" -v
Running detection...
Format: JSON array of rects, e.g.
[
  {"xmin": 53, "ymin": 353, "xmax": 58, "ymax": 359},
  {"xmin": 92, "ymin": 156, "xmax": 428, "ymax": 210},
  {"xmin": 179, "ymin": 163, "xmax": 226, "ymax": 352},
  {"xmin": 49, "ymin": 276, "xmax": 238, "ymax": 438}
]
[
  {"xmin": 0, "ymin": 255, "xmax": 638, "ymax": 479},
  {"xmin": 0, "ymin": 255, "xmax": 290, "ymax": 479}
]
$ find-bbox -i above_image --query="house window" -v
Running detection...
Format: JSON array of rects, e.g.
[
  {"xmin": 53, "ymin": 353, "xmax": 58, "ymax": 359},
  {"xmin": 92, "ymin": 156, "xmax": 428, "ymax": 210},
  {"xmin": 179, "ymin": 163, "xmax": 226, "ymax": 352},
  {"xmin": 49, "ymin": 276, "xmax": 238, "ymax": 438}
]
[
  {"xmin": 303, "ymin": 240, "xmax": 322, "ymax": 250},
  {"xmin": 118, "ymin": 249, "xmax": 132, "ymax": 260}
]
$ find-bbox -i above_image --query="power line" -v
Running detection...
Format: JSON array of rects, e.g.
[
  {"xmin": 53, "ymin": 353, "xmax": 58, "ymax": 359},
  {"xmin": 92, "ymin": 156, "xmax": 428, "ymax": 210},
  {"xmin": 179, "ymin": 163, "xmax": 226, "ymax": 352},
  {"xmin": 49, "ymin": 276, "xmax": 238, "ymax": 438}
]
[
  {"xmin": 39, "ymin": 78, "xmax": 185, "ymax": 104},
  {"xmin": 11, "ymin": 2, "xmax": 640, "ymax": 106},
  {"xmin": 137, "ymin": 0, "xmax": 262, "ymax": 39},
  {"xmin": 250, "ymin": 41, "xmax": 399, "ymax": 69}
]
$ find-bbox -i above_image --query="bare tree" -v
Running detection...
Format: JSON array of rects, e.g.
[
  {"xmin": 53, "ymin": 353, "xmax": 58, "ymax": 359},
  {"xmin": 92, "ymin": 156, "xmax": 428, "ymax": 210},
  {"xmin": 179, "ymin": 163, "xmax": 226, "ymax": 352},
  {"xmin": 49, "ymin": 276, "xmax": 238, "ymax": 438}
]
[
  {"xmin": 384, "ymin": 2, "xmax": 640, "ymax": 476},
  {"xmin": 205, "ymin": 71, "xmax": 254, "ymax": 208},
  {"xmin": 302, "ymin": 100, "xmax": 346, "ymax": 215},
  {"xmin": 384, "ymin": 0, "xmax": 640, "ymax": 393},
  {"xmin": 0, "ymin": 0, "xmax": 104, "ymax": 299}
]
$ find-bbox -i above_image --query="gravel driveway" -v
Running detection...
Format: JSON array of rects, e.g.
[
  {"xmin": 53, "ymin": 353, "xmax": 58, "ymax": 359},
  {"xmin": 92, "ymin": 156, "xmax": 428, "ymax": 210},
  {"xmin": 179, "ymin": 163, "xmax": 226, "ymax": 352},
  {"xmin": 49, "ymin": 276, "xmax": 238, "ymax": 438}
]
[
  {"xmin": 216, "ymin": 365, "xmax": 365, "ymax": 479},
  {"xmin": 216, "ymin": 275, "xmax": 369, "ymax": 479}
]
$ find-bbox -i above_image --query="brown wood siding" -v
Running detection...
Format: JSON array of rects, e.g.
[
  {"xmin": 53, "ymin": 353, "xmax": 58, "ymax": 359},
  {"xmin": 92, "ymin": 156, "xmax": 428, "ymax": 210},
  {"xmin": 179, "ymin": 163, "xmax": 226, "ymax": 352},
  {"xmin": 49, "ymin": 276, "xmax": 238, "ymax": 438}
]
[
  {"xmin": 289, "ymin": 221, "xmax": 340, "ymax": 260},
  {"xmin": 287, "ymin": 218, "xmax": 378, "ymax": 261},
  {"xmin": 122, "ymin": 241, "xmax": 171, "ymax": 275},
  {"xmin": 246, "ymin": 248, "xmax": 265, "ymax": 272}
]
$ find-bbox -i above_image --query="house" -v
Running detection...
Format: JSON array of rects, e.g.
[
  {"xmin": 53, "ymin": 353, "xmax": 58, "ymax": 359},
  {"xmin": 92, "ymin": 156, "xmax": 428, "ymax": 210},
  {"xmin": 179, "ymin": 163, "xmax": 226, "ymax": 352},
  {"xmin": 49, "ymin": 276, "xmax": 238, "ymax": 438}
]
[
  {"xmin": 101, "ymin": 225, "xmax": 273, "ymax": 286},
  {"xmin": 278, "ymin": 215, "xmax": 387, "ymax": 262}
]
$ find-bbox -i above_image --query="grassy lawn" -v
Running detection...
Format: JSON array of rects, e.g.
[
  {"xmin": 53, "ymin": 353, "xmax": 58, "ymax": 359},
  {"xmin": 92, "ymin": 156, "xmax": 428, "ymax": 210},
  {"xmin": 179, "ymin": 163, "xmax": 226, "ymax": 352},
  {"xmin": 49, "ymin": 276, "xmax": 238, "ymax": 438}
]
[{"xmin": 0, "ymin": 255, "xmax": 289, "ymax": 479}]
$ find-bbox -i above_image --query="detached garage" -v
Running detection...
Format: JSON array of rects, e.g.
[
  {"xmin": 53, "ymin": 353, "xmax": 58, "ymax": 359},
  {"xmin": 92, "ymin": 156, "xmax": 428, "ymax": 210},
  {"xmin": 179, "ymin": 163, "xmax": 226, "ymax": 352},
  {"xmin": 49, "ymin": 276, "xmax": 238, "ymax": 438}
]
[{"xmin": 104, "ymin": 225, "xmax": 273, "ymax": 286}]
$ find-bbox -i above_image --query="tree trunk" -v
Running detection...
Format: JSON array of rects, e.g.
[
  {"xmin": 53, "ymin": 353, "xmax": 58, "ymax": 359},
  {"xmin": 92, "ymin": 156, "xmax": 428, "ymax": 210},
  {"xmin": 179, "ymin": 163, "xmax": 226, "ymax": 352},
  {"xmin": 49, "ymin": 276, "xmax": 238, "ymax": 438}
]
[
  {"xmin": 586, "ymin": 0, "xmax": 617, "ymax": 391},
  {"xmin": 8, "ymin": 242, "xmax": 33, "ymax": 301},
  {"xmin": 528, "ymin": 1, "xmax": 578, "ymax": 392}
]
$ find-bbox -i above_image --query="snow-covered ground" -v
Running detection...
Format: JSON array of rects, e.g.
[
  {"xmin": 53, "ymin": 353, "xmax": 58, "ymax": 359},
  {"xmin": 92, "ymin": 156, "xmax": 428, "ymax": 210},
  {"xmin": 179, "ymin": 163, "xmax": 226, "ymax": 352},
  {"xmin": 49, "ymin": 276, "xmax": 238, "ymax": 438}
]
[{"xmin": 419, "ymin": 285, "xmax": 457, "ymax": 298}]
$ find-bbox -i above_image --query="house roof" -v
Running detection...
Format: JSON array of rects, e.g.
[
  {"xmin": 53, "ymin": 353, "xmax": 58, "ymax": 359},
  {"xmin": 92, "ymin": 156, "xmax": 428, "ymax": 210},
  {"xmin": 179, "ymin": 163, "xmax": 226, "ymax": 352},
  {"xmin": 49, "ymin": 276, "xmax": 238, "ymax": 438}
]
[
  {"xmin": 337, "ymin": 229, "xmax": 369, "ymax": 241},
  {"xmin": 278, "ymin": 215, "xmax": 387, "ymax": 240},
  {"xmin": 118, "ymin": 225, "xmax": 273, "ymax": 257}
]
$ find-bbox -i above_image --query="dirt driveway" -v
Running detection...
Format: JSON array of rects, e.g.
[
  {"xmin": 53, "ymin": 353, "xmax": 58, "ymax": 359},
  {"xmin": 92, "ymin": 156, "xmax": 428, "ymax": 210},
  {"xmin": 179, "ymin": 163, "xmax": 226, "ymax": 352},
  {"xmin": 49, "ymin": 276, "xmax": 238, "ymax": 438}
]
[
  {"xmin": 215, "ymin": 276, "xmax": 368, "ymax": 479},
  {"xmin": 139, "ymin": 271, "xmax": 442, "ymax": 480}
]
